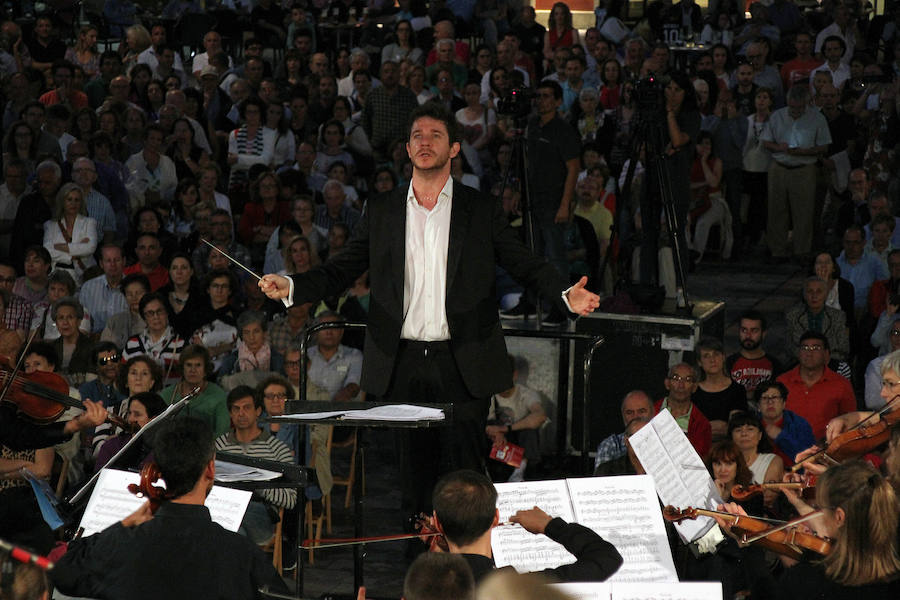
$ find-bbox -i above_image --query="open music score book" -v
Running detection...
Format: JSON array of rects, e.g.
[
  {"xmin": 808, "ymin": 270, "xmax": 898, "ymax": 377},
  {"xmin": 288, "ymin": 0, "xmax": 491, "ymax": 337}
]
[
  {"xmin": 273, "ymin": 403, "xmax": 445, "ymax": 421},
  {"xmin": 491, "ymin": 475, "xmax": 677, "ymax": 582},
  {"xmin": 78, "ymin": 469, "xmax": 252, "ymax": 536},
  {"xmin": 214, "ymin": 460, "xmax": 282, "ymax": 482},
  {"xmin": 552, "ymin": 581, "xmax": 722, "ymax": 600},
  {"xmin": 627, "ymin": 410, "xmax": 723, "ymax": 543}
]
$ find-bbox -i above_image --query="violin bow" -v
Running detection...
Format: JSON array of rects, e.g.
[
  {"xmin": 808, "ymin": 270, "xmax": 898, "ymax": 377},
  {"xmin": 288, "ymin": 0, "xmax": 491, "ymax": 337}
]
[
  {"xmin": 791, "ymin": 394, "xmax": 900, "ymax": 472},
  {"xmin": 200, "ymin": 237, "xmax": 262, "ymax": 281},
  {"xmin": 0, "ymin": 328, "xmax": 39, "ymax": 405},
  {"xmin": 301, "ymin": 531, "xmax": 443, "ymax": 549},
  {"xmin": 739, "ymin": 509, "xmax": 824, "ymax": 545}
]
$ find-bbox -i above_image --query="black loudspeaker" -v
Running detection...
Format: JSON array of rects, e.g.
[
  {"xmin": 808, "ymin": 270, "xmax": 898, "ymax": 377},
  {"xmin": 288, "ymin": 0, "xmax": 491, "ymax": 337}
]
[{"xmin": 571, "ymin": 300, "xmax": 726, "ymax": 457}]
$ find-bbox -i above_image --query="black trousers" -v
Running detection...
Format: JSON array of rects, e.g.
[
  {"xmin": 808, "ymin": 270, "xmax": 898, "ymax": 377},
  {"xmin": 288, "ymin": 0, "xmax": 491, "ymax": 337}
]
[{"xmin": 387, "ymin": 340, "xmax": 490, "ymax": 514}]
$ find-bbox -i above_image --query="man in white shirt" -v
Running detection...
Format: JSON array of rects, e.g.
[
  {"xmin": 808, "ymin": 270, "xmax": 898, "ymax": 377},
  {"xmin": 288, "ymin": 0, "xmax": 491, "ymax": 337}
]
[
  {"xmin": 79, "ymin": 244, "xmax": 128, "ymax": 334},
  {"xmin": 138, "ymin": 23, "xmax": 186, "ymax": 79},
  {"xmin": 191, "ymin": 31, "xmax": 233, "ymax": 80},
  {"xmin": 815, "ymin": 4, "xmax": 857, "ymax": 64},
  {"xmin": 810, "ymin": 35, "xmax": 851, "ymax": 90}
]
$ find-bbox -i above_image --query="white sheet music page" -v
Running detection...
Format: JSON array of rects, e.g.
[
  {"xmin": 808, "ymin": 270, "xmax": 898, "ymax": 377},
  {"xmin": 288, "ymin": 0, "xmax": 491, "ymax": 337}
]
[
  {"xmin": 611, "ymin": 581, "xmax": 722, "ymax": 600},
  {"xmin": 80, "ymin": 469, "xmax": 251, "ymax": 536},
  {"xmin": 627, "ymin": 410, "xmax": 721, "ymax": 543},
  {"xmin": 491, "ymin": 479, "xmax": 576, "ymax": 572},
  {"xmin": 566, "ymin": 475, "xmax": 677, "ymax": 582},
  {"xmin": 551, "ymin": 582, "xmax": 612, "ymax": 600}
]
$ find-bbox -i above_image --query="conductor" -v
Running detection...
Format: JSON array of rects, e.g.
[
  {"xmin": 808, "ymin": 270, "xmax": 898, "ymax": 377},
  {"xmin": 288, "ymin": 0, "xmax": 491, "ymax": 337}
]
[{"xmin": 259, "ymin": 102, "xmax": 600, "ymax": 507}]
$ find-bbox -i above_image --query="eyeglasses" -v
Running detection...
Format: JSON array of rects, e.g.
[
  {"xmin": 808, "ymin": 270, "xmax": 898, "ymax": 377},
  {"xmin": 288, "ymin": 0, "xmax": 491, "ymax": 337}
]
[
  {"xmin": 143, "ymin": 308, "xmax": 166, "ymax": 317},
  {"xmin": 98, "ymin": 354, "xmax": 120, "ymax": 365},
  {"xmin": 0, "ymin": 277, "xmax": 15, "ymax": 284},
  {"xmin": 759, "ymin": 394, "xmax": 782, "ymax": 403},
  {"xmin": 668, "ymin": 374, "xmax": 696, "ymax": 383},
  {"xmin": 264, "ymin": 392, "xmax": 288, "ymax": 400},
  {"xmin": 800, "ymin": 344, "xmax": 824, "ymax": 352},
  {"xmin": 882, "ymin": 379, "xmax": 900, "ymax": 389}
]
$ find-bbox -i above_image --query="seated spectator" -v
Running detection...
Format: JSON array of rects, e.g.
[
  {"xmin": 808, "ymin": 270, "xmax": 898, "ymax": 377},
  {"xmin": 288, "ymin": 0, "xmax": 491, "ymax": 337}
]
[
  {"xmin": 315, "ymin": 120, "xmax": 356, "ymax": 176},
  {"xmin": 43, "ymin": 183, "xmax": 98, "ymax": 286},
  {"xmin": 227, "ymin": 98, "xmax": 276, "ymax": 204},
  {"xmin": 160, "ymin": 344, "xmax": 229, "ymax": 435},
  {"xmin": 594, "ymin": 390, "xmax": 654, "ymax": 471},
  {"xmin": 123, "ymin": 232, "xmax": 171, "ymax": 291},
  {"xmin": 485, "ymin": 355, "xmax": 547, "ymax": 482},
  {"xmin": 158, "ymin": 252, "xmax": 202, "ymax": 341},
  {"xmin": 238, "ymin": 171, "xmax": 290, "ymax": 266},
  {"xmin": 656, "ymin": 362, "xmax": 712, "ymax": 457},
  {"xmin": 776, "ymin": 331, "xmax": 856, "ymax": 439},
  {"xmin": 2, "ymin": 121, "xmax": 39, "ymax": 177},
  {"xmin": 100, "ymin": 273, "xmax": 149, "ymax": 349},
  {"xmin": 383, "ymin": 19, "xmax": 423, "ymax": 66},
  {"xmin": 693, "ymin": 337, "xmax": 748, "ymax": 441},
  {"xmin": 315, "ymin": 180, "xmax": 360, "ymax": 233},
  {"xmin": 687, "ymin": 131, "xmax": 728, "ymax": 263},
  {"xmin": 124, "ymin": 209, "xmax": 179, "ymax": 269},
  {"xmin": 93, "ymin": 391, "xmax": 166, "ymax": 472},
  {"xmin": 219, "ymin": 310, "xmax": 283, "ymax": 378},
  {"xmin": 122, "ymin": 292, "xmax": 185, "ymax": 386},
  {"xmin": 866, "ymin": 214, "xmax": 896, "ymax": 270},
  {"xmin": 755, "ymin": 381, "xmax": 815, "ymax": 467},
  {"xmin": 49, "ymin": 297, "xmax": 93, "ymax": 386},
  {"xmin": 215, "ymin": 386, "xmax": 296, "ymax": 544},
  {"xmin": 727, "ymin": 311, "xmax": 783, "ymax": 406},
  {"xmin": 167, "ymin": 118, "xmax": 209, "ymax": 182},
  {"xmin": 32, "ymin": 269, "xmax": 92, "ymax": 341},
  {"xmin": 125, "ymin": 124, "xmax": 177, "ymax": 212},
  {"xmin": 425, "ymin": 20, "xmax": 470, "ymax": 67},
  {"xmin": 306, "ymin": 312, "xmax": 362, "ymax": 402},
  {"xmin": 837, "ymin": 224, "xmax": 888, "ymax": 318},
  {"xmin": 785, "ymin": 276, "xmax": 850, "ymax": 364},
  {"xmin": 39, "ymin": 61, "xmax": 87, "ymax": 110},
  {"xmin": 594, "ymin": 416, "xmax": 651, "ymax": 477},
  {"xmin": 812, "ymin": 251, "xmax": 856, "ymax": 330},
  {"xmin": 573, "ymin": 176, "xmax": 612, "ymax": 256},
  {"xmin": 282, "ymin": 235, "xmax": 319, "ymax": 276},
  {"xmin": 78, "ymin": 341, "xmax": 126, "ymax": 412},
  {"xmin": 13, "ymin": 245, "xmax": 51, "ymax": 307}
]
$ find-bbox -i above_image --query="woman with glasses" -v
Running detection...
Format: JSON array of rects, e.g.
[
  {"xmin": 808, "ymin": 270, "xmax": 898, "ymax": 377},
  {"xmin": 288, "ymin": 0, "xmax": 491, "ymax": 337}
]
[
  {"xmin": 121, "ymin": 292, "xmax": 185, "ymax": 387},
  {"xmin": 227, "ymin": 97, "xmax": 275, "ymax": 206},
  {"xmin": 159, "ymin": 344, "xmax": 229, "ymax": 436},
  {"xmin": 382, "ymin": 19, "xmax": 423, "ymax": 66},
  {"xmin": 31, "ymin": 269, "xmax": 91, "ymax": 341},
  {"xmin": 754, "ymin": 381, "xmax": 814, "ymax": 467}
]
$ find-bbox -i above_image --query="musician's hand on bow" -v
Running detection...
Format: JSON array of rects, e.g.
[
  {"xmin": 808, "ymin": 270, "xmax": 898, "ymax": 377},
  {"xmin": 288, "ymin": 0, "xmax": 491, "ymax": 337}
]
[
  {"xmin": 566, "ymin": 277, "xmax": 600, "ymax": 316},
  {"xmin": 121, "ymin": 500, "xmax": 154, "ymax": 528},
  {"xmin": 793, "ymin": 446, "xmax": 828, "ymax": 476},
  {"xmin": 259, "ymin": 274, "xmax": 291, "ymax": 300},
  {"xmin": 63, "ymin": 399, "xmax": 108, "ymax": 434}
]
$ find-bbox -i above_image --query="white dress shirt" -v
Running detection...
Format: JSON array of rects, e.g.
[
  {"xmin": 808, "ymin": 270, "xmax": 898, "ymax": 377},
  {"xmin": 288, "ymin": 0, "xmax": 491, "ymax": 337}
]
[{"xmin": 400, "ymin": 177, "xmax": 453, "ymax": 341}]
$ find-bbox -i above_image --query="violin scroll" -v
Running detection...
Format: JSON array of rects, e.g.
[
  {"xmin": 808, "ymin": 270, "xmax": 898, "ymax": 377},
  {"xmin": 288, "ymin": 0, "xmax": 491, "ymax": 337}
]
[
  {"xmin": 127, "ymin": 463, "xmax": 171, "ymax": 514},
  {"xmin": 662, "ymin": 505, "xmax": 699, "ymax": 522}
]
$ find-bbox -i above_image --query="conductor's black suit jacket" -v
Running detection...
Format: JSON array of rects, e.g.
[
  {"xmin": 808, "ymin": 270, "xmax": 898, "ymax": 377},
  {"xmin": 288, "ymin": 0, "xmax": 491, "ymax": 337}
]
[{"xmin": 290, "ymin": 181, "xmax": 570, "ymax": 398}]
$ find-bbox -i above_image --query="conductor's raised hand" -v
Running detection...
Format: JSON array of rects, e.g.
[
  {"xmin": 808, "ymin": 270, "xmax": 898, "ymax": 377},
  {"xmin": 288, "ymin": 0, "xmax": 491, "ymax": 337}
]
[
  {"xmin": 258, "ymin": 274, "xmax": 291, "ymax": 300},
  {"xmin": 566, "ymin": 277, "xmax": 601, "ymax": 316},
  {"xmin": 509, "ymin": 506, "xmax": 553, "ymax": 535}
]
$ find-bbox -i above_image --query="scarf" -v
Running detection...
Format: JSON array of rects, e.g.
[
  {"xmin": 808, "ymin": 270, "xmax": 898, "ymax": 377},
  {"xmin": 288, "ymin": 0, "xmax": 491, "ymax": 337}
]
[{"xmin": 237, "ymin": 339, "xmax": 271, "ymax": 372}]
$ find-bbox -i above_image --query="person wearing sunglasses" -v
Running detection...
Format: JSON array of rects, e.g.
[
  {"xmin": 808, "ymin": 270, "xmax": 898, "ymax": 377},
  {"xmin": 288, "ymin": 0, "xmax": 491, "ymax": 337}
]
[{"xmin": 78, "ymin": 342, "xmax": 126, "ymax": 417}]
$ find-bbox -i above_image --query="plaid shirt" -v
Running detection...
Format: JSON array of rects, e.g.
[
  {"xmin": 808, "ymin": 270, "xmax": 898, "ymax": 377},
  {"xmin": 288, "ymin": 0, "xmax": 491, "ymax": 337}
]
[
  {"xmin": 268, "ymin": 317, "xmax": 307, "ymax": 356},
  {"xmin": 4, "ymin": 293, "xmax": 34, "ymax": 332}
]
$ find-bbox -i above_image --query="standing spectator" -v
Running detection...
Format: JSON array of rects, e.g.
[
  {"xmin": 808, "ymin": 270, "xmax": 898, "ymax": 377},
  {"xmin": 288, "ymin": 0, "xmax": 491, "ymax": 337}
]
[
  {"xmin": 543, "ymin": 2, "xmax": 581, "ymax": 70},
  {"xmin": 501, "ymin": 81, "xmax": 579, "ymax": 325},
  {"xmin": 762, "ymin": 84, "xmax": 831, "ymax": 263},
  {"xmin": 0, "ymin": 159, "xmax": 26, "ymax": 257},
  {"xmin": 780, "ymin": 32, "xmax": 822, "ymax": 91},
  {"xmin": 815, "ymin": 4, "xmax": 858, "ymax": 64},
  {"xmin": 742, "ymin": 87, "xmax": 773, "ymax": 249},
  {"xmin": 11, "ymin": 161, "xmax": 59, "ymax": 272},
  {"xmin": 39, "ymin": 61, "xmax": 87, "ymax": 110},
  {"xmin": 743, "ymin": 39, "xmax": 784, "ymax": 107},
  {"xmin": 810, "ymin": 36, "xmax": 851, "ymax": 90},
  {"xmin": 64, "ymin": 26, "xmax": 100, "ymax": 81}
]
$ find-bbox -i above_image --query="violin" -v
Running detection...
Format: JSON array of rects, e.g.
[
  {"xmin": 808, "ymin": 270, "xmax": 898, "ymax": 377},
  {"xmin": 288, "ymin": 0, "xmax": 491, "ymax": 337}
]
[
  {"xmin": 662, "ymin": 505, "xmax": 832, "ymax": 560},
  {"xmin": 413, "ymin": 513, "xmax": 449, "ymax": 552},
  {"xmin": 731, "ymin": 477, "xmax": 817, "ymax": 502},
  {"xmin": 791, "ymin": 398, "xmax": 900, "ymax": 473},
  {"xmin": 127, "ymin": 462, "xmax": 172, "ymax": 514},
  {"xmin": 0, "ymin": 357, "xmax": 132, "ymax": 432}
]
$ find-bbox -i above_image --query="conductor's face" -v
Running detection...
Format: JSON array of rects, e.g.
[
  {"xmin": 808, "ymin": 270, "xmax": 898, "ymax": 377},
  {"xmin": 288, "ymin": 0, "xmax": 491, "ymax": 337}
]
[{"xmin": 407, "ymin": 116, "xmax": 459, "ymax": 173}]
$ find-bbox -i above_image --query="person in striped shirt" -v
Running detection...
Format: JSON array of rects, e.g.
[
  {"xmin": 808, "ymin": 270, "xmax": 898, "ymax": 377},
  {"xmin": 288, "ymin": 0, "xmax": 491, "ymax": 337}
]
[{"xmin": 215, "ymin": 385, "xmax": 296, "ymax": 545}]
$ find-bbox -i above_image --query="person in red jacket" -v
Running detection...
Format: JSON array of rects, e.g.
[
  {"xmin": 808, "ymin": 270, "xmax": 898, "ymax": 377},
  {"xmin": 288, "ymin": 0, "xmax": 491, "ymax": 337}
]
[{"xmin": 655, "ymin": 362, "xmax": 712, "ymax": 458}]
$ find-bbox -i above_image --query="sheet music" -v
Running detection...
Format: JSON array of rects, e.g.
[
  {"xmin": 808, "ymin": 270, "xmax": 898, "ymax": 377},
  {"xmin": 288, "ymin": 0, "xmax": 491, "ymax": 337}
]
[
  {"xmin": 491, "ymin": 479, "xmax": 576, "ymax": 572},
  {"xmin": 79, "ymin": 469, "xmax": 251, "ymax": 536},
  {"xmin": 610, "ymin": 582, "xmax": 722, "ymax": 600},
  {"xmin": 566, "ymin": 476, "xmax": 677, "ymax": 582},
  {"xmin": 340, "ymin": 404, "xmax": 444, "ymax": 421},
  {"xmin": 272, "ymin": 410, "xmax": 348, "ymax": 420},
  {"xmin": 551, "ymin": 582, "xmax": 612, "ymax": 600},
  {"xmin": 627, "ymin": 411, "xmax": 720, "ymax": 543},
  {"xmin": 214, "ymin": 460, "xmax": 282, "ymax": 482}
]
